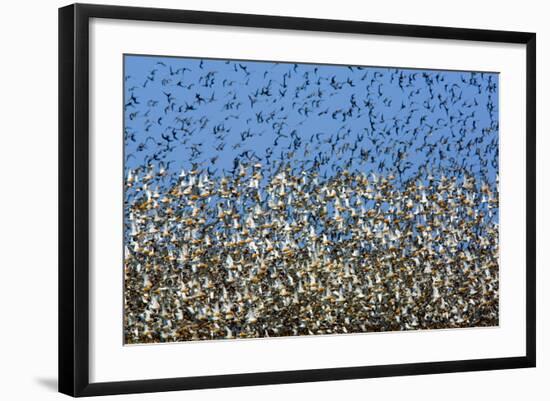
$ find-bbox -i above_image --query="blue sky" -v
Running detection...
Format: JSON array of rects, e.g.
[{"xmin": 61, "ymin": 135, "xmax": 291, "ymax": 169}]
[{"xmin": 123, "ymin": 54, "xmax": 499, "ymax": 187}]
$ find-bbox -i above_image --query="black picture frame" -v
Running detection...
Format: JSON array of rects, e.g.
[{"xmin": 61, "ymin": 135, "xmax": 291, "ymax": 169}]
[{"xmin": 59, "ymin": 3, "xmax": 536, "ymax": 397}]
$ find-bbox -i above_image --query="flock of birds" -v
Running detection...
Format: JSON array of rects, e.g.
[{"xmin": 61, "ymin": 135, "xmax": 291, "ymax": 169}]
[{"xmin": 123, "ymin": 56, "xmax": 499, "ymax": 343}]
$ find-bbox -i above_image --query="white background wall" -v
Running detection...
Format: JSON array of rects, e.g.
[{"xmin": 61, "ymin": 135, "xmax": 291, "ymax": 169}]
[{"xmin": 0, "ymin": 0, "xmax": 546, "ymax": 399}]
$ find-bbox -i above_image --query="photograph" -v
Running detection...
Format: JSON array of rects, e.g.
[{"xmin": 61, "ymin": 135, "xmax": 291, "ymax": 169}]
[{"xmin": 123, "ymin": 54, "xmax": 500, "ymax": 344}]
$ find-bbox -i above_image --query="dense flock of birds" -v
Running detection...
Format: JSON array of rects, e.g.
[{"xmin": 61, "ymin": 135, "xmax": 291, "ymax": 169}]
[{"xmin": 123, "ymin": 56, "xmax": 499, "ymax": 343}]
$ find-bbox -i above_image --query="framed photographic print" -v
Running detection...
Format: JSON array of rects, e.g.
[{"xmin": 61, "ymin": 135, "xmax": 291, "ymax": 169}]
[{"xmin": 58, "ymin": 3, "xmax": 536, "ymax": 397}]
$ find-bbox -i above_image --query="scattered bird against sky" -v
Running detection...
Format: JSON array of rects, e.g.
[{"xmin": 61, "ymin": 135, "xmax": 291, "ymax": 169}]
[{"xmin": 124, "ymin": 55, "xmax": 499, "ymax": 189}]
